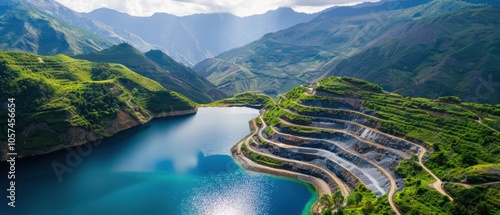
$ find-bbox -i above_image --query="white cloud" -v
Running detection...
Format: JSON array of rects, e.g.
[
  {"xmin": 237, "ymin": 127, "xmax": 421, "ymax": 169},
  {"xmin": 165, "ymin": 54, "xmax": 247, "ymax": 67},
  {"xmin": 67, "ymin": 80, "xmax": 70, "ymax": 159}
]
[{"xmin": 54, "ymin": 0, "xmax": 380, "ymax": 17}]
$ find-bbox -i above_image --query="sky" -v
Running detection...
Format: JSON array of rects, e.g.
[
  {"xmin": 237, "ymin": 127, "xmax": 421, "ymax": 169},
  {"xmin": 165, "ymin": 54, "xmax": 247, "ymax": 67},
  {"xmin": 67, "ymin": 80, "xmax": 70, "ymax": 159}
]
[{"xmin": 54, "ymin": 0, "xmax": 379, "ymax": 17}]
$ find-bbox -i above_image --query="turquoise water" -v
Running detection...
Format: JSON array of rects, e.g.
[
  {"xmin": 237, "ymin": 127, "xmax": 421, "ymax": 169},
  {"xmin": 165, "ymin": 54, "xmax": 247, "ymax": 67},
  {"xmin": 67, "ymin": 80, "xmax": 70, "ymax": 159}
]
[{"xmin": 1, "ymin": 107, "xmax": 315, "ymax": 215}]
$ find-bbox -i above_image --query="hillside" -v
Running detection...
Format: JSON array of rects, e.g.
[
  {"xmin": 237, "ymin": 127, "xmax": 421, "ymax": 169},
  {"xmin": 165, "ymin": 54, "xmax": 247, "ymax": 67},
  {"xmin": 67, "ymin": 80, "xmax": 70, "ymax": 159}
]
[
  {"xmin": 73, "ymin": 44, "xmax": 227, "ymax": 103},
  {"xmin": 83, "ymin": 7, "xmax": 316, "ymax": 66},
  {"xmin": 0, "ymin": 51, "xmax": 197, "ymax": 158},
  {"xmin": 0, "ymin": 0, "xmax": 112, "ymax": 55},
  {"xmin": 329, "ymin": 6, "xmax": 500, "ymax": 104},
  {"xmin": 205, "ymin": 92, "xmax": 273, "ymax": 108},
  {"xmin": 194, "ymin": 0, "xmax": 500, "ymax": 103},
  {"xmin": 233, "ymin": 76, "xmax": 500, "ymax": 214},
  {"xmin": 144, "ymin": 50, "xmax": 227, "ymax": 100},
  {"xmin": 13, "ymin": 0, "xmax": 154, "ymax": 52}
]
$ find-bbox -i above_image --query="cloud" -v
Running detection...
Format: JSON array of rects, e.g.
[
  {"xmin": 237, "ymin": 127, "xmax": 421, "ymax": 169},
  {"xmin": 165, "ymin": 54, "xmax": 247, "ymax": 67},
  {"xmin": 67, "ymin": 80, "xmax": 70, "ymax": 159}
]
[{"xmin": 54, "ymin": 0, "xmax": 380, "ymax": 17}]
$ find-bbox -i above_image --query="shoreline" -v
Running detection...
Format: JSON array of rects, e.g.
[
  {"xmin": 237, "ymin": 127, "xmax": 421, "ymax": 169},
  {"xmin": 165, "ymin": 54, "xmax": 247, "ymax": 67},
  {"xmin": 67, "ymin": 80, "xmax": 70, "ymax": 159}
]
[
  {"xmin": 229, "ymin": 118, "xmax": 331, "ymax": 214},
  {"xmin": 231, "ymin": 150, "xmax": 330, "ymax": 214},
  {"xmin": 1, "ymin": 108, "xmax": 198, "ymax": 161}
]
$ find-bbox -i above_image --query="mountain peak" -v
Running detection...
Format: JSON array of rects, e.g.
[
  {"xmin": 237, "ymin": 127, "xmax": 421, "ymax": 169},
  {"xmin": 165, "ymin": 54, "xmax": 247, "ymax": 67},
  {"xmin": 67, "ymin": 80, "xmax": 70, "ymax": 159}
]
[
  {"xmin": 104, "ymin": 43, "xmax": 142, "ymax": 54},
  {"xmin": 275, "ymin": 7, "xmax": 295, "ymax": 12},
  {"xmin": 88, "ymin": 7, "xmax": 123, "ymax": 14}
]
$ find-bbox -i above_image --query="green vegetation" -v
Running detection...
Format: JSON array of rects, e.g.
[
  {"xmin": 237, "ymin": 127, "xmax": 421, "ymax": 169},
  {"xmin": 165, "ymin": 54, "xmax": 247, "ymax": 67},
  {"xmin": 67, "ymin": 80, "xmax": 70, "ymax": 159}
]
[
  {"xmin": 444, "ymin": 184, "xmax": 500, "ymax": 215},
  {"xmin": 261, "ymin": 76, "xmax": 499, "ymax": 214},
  {"xmin": 74, "ymin": 44, "xmax": 226, "ymax": 103},
  {"xmin": 332, "ymin": 6, "xmax": 500, "ymax": 104},
  {"xmin": 0, "ymin": 51, "xmax": 195, "ymax": 156},
  {"xmin": 286, "ymin": 86, "xmax": 308, "ymax": 100},
  {"xmin": 206, "ymin": 92, "xmax": 272, "ymax": 107},
  {"xmin": 320, "ymin": 185, "xmax": 393, "ymax": 215},
  {"xmin": 343, "ymin": 185, "xmax": 393, "ymax": 215},
  {"xmin": 263, "ymin": 104, "xmax": 313, "ymax": 126},
  {"xmin": 394, "ymin": 158, "xmax": 452, "ymax": 214},
  {"xmin": 240, "ymin": 143, "xmax": 283, "ymax": 167},
  {"xmin": 450, "ymin": 164, "xmax": 500, "ymax": 184},
  {"xmin": 320, "ymin": 190, "xmax": 344, "ymax": 215}
]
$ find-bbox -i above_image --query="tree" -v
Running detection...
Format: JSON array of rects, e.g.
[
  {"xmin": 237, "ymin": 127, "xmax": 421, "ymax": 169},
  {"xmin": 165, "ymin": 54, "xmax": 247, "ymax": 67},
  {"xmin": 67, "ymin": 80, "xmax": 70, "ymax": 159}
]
[
  {"xmin": 353, "ymin": 193, "xmax": 363, "ymax": 205},
  {"xmin": 320, "ymin": 189, "xmax": 345, "ymax": 214},
  {"xmin": 320, "ymin": 194, "xmax": 334, "ymax": 210},
  {"xmin": 362, "ymin": 201, "xmax": 374, "ymax": 215},
  {"xmin": 333, "ymin": 190, "xmax": 345, "ymax": 210}
]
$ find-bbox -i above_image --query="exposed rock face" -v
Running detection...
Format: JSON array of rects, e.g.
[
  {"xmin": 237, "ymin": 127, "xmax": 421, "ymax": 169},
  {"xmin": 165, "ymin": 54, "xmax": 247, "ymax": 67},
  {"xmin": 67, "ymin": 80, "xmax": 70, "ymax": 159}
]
[
  {"xmin": 155, "ymin": 108, "xmax": 198, "ymax": 118},
  {"xmin": 105, "ymin": 110, "xmax": 143, "ymax": 135},
  {"xmin": 59, "ymin": 127, "xmax": 101, "ymax": 147}
]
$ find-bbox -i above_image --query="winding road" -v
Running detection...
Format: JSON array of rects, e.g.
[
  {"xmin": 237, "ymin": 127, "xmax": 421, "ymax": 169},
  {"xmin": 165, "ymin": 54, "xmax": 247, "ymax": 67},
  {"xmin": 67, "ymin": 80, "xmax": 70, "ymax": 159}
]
[{"xmin": 290, "ymin": 101, "xmax": 454, "ymax": 201}]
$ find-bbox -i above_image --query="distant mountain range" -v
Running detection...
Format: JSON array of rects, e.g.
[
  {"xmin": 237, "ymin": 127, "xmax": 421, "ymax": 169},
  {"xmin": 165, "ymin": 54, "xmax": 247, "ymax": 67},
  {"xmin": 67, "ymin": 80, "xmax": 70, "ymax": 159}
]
[
  {"xmin": 193, "ymin": 0, "xmax": 500, "ymax": 103},
  {"xmin": 82, "ymin": 7, "xmax": 317, "ymax": 66}
]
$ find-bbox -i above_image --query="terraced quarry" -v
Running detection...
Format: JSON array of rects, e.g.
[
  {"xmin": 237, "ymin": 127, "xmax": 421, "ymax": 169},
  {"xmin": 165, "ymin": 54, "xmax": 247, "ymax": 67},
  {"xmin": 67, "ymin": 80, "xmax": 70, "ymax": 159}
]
[{"xmin": 231, "ymin": 77, "xmax": 500, "ymax": 214}]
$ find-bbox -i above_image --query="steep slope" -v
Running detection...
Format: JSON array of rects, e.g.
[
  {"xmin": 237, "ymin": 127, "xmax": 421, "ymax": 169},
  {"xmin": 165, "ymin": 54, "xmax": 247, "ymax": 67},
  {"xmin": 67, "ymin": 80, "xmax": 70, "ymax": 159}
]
[
  {"xmin": 73, "ymin": 44, "xmax": 226, "ymax": 103},
  {"xmin": 0, "ymin": 51, "xmax": 196, "ymax": 158},
  {"xmin": 313, "ymin": 0, "xmax": 431, "ymax": 20},
  {"xmin": 20, "ymin": 0, "xmax": 154, "ymax": 52},
  {"xmin": 0, "ymin": 0, "xmax": 112, "ymax": 55},
  {"xmin": 83, "ymin": 7, "xmax": 316, "ymax": 66},
  {"xmin": 144, "ymin": 50, "xmax": 227, "ymax": 100},
  {"xmin": 194, "ymin": 0, "xmax": 499, "ymax": 103},
  {"xmin": 329, "ymin": 6, "xmax": 500, "ymax": 104},
  {"xmin": 235, "ymin": 76, "xmax": 500, "ymax": 214}
]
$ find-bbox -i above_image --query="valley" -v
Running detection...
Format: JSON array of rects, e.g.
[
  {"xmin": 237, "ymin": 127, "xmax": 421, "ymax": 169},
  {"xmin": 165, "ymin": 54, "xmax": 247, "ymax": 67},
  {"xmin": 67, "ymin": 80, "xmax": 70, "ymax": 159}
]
[{"xmin": 0, "ymin": 0, "xmax": 499, "ymax": 214}]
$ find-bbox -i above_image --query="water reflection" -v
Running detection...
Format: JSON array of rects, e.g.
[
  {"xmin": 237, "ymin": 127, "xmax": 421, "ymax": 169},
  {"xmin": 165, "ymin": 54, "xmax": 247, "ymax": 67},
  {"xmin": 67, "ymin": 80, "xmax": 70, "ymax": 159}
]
[{"xmin": 1, "ymin": 107, "xmax": 314, "ymax": 215}]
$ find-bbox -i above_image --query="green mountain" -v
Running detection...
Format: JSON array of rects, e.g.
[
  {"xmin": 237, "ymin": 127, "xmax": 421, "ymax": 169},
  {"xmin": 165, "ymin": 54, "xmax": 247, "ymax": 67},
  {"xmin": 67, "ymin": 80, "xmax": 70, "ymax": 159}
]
[
  {"xmin": 329, "ymin": 6, "xmax": 500, "ymax": 104},
  {"xmin": 74, "ymin": 43, "xmax": 227, "ymax": 103},
  {"xmin": 0, "ymin": 0, "xmax": 112, "ymax": 55},
  {"xmin": 0, "ymin": 51, "xmax": 196, "ymax": 158},
  {"xmin": 144, "ymin": 50, "xmax": 227, "ymax": 100},
  {"xmin": 194, "ymin": 0, "xmax": 500, "ymax": 103},
  {"xmin": 240, "ymin": 76, "xmax": 500, "ymax": 214}
]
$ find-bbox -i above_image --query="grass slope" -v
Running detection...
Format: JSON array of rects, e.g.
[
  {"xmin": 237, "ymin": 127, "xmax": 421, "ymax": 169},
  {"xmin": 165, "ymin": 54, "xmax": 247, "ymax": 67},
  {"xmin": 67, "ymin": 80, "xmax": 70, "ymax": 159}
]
[
  {"xmin": 145, "ymin": 50, "xmax": 227, "ymax": 100},
  {"xmin": 74, "ymin": 44, "xmax": 225, "ymax": 103},
  {"xmin": 331, "ymin": 6, "xmax": 500, "ymax": 104},
  {"xmin": 206, "ymin": 92, "xmax": 273, "ymax": 107},
  {"xmin": 0, "ymin": 51, "xmax": 195, "ymax": 157}
]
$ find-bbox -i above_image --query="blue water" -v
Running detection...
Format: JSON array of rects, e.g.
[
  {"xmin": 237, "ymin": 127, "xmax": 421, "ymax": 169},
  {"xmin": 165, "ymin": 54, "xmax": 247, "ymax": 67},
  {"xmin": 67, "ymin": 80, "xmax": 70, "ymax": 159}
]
[{"xmin": 1, "ymin": 107, "xmax": 315, "ymax": 215}]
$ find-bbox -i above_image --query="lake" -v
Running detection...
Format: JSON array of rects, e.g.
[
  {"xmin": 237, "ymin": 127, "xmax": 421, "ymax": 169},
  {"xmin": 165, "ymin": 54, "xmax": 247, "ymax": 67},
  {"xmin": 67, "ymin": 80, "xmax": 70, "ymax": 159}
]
[{"xmin": 1, "ymin": 107, "xmax": 316, "ymax": 215}]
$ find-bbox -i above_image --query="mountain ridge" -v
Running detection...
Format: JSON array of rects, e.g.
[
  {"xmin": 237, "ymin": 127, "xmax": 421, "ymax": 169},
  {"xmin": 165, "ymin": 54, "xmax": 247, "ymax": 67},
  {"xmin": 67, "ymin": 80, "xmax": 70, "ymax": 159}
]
[
  {"xmin": 83, "ymin": 6, "xmax": 317, "ymax": 66},
  {"xmin": 73, "ymin": 43, "xmax": 227, "ymax": 103}
]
